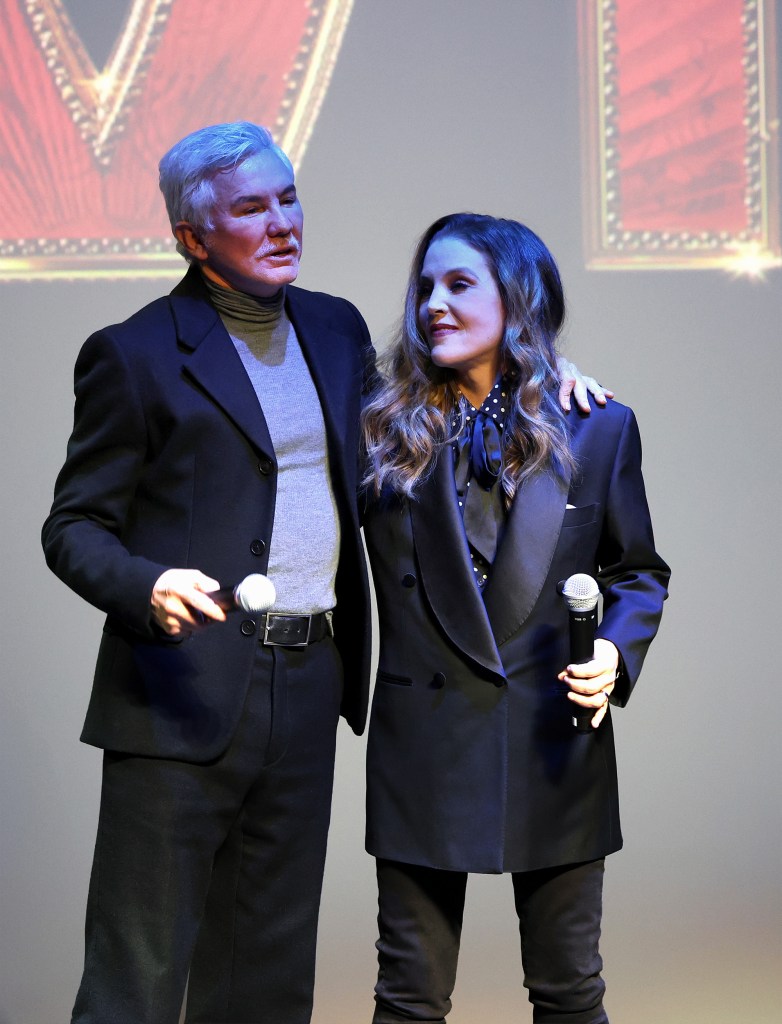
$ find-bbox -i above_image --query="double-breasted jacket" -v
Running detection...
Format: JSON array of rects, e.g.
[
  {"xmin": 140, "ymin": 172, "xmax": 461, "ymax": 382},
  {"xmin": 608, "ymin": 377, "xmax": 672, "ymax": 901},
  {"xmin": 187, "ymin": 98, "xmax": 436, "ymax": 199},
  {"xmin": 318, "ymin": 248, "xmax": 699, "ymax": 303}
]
[{"xmin": 364, "ymin": 399, "xmax": 670, "ymax": 874}]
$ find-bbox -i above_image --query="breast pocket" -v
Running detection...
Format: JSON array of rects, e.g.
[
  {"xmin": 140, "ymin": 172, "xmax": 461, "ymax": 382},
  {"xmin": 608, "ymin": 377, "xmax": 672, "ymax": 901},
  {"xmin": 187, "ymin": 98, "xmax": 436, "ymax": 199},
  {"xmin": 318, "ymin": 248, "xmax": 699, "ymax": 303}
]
[{"xmin": 562, "ymin": 503, "xmax": 600, "ymax": 529}]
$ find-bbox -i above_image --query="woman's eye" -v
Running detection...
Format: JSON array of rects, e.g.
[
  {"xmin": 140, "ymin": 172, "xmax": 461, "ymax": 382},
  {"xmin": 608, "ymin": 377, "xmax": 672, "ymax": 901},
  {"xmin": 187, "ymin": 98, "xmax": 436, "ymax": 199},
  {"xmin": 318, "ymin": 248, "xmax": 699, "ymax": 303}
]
[{"xmin": 450, "ymin": 279, "xmax": 469, "ymax": 292}]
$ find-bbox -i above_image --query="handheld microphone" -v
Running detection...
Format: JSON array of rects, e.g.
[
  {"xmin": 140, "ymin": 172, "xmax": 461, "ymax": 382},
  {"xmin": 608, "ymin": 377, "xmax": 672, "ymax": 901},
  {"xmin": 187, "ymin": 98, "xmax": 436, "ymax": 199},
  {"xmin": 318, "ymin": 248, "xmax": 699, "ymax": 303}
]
[
  {"xmin": 561, "ymin": 573, "xmax": 600, "ymax": 733},
  {"xmin": 210, "ymin": 574, "xmax": 276, "ymax": 614}
]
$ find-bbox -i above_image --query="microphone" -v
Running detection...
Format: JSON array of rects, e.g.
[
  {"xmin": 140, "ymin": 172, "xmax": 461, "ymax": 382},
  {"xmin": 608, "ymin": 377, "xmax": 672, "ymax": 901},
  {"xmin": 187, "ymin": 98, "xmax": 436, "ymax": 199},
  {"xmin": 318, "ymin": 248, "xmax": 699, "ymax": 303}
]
[
  {"xmin": 561, "ymin": 573, "xmax": 600, "ymax": 733},
  {"xmin": 210, "ymin": 574, "xmax": 276, "ymax": 614}
]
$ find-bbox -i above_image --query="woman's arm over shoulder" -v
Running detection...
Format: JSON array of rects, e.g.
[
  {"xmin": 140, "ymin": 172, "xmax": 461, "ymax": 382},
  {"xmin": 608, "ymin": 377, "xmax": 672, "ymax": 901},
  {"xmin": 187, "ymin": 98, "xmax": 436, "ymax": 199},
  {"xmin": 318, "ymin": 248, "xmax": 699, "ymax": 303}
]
[{"xmin": 556, "ymin": 354, "xmax": 614, "ymax": 413}]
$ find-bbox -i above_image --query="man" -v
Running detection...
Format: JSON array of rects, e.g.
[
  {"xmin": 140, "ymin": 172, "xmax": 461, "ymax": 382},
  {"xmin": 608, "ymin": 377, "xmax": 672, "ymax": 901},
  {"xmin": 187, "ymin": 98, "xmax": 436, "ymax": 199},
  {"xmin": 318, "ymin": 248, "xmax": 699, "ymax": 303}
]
[
  {"xmin": 43, "ymin": 121, "xmax": 375, "ymax": 1024},
  {"xmin": 43, "ymin": 121, "xmax": 605, "ymax": 1024}
]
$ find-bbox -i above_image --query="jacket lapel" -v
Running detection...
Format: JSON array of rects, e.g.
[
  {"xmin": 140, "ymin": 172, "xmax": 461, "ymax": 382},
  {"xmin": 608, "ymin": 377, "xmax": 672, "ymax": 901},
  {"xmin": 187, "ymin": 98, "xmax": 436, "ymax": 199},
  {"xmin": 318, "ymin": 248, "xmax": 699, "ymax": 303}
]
[
  {"xmin": 286, "ymin": 289, "xmax": 350, "ymax": 437},
  {"xmin": 410, "ymin": 449, "xmax": 506, "ymax": 680},
  {"xmin": 285, "ymin": 286, "xmax": 356, "ymax": 498},
  {"xmin": 483, "ymin": 463, "xmax": 571, "ymax": 645},
  {"xmin": 169, "ymin": 269, "xmax": 275, "ymax": 459}
]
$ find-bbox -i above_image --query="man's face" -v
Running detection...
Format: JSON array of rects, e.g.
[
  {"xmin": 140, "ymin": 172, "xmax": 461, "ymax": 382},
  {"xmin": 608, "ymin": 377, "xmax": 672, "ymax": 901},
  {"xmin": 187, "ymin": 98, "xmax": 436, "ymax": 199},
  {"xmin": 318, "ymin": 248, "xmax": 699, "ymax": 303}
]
[{"xmin": 180, "ymin": 149, "xmax": 304, "ymax": 297}]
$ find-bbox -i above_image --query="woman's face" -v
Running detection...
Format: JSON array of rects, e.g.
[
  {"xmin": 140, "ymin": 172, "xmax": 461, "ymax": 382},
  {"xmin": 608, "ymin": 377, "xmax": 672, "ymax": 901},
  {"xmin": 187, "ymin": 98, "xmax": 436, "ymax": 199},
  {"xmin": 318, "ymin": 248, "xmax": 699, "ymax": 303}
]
[{"xmin": 417, "ymin": 235, "xmax": 505, "ymax": 394}]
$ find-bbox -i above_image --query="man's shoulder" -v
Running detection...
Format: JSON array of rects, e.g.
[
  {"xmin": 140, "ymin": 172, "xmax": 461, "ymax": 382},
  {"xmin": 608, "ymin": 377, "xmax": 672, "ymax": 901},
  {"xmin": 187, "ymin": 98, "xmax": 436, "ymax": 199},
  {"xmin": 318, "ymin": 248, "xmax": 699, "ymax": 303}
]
[
  {"xmin": 287, "ymin": 283, "xmax": 363, "ymax": 321},
  {"xmin": 111, "ymin": 293, "xmax": 175, "ymax": 333},
  {"xmin": 94, "ymin": 267, "xmax": 206, "ymax": 344},
  {"xmin": 286, "ymin": 286, "xmax": 370, "ymax": 352},
  {"xmin": 287, "ymin": 282, "xmax": 349, "ymax": 304},
  {"xmin": 80, "ymin": 297, "xmax": 173, "ymax": 366}
]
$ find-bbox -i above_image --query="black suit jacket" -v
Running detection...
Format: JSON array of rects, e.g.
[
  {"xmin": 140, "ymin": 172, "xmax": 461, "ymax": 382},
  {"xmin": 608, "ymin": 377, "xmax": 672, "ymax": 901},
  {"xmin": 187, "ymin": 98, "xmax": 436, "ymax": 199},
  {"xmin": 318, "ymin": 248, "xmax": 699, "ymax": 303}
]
[
  {"xmin": 43, "ymin": 267, "xmax": 375, "ymax": 762},
  {"xmin": 364, "ymin": 399, "xmax": 670, "ymax": 873}
]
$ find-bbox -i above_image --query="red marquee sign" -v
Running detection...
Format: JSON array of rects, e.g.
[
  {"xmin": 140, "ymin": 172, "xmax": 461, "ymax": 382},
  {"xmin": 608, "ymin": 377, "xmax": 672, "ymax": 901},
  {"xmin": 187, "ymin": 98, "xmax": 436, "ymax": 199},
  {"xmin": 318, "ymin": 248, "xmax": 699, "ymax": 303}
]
[
  {"xmin": 579, "ymin": 0, "xmax": 779, "ymax": 271},
  {"xmin": 0, "ymin": 0, "xmax": 354, "ymax": 279}
]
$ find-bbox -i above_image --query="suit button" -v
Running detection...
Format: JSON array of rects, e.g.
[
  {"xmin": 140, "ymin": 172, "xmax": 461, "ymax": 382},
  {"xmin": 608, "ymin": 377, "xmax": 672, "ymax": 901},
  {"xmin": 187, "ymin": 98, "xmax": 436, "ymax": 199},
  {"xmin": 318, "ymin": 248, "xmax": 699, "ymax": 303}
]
[
  {"xmin": 432, "ymin": 672, "xmax": 446, "ymax": 689},
  {"xmin": 250, "ymin": 539, "xmax": 266, "ymax": 556},
  {"xmin": 240, "ymin": 619, "xmax": 256, "ymax": 636},
  {"xmin": 258, "ymin": 458, "xmax": 274, "ymax": 475},
  {"xmin": 402, "ymin": 573, "xmax": 417, "ymax": 588}
]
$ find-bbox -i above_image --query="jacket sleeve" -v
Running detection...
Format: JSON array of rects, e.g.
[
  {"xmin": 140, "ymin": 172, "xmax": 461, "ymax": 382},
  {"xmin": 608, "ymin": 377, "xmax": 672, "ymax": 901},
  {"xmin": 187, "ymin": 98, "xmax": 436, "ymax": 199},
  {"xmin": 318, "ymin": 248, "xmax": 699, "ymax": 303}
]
[
  {"xmin": 41, "ymin": 330, "xmax": 169, "ymax": 636},
  {"xmin": 595, "ymin": 406, "xmax": 670, "ymax": 705}
]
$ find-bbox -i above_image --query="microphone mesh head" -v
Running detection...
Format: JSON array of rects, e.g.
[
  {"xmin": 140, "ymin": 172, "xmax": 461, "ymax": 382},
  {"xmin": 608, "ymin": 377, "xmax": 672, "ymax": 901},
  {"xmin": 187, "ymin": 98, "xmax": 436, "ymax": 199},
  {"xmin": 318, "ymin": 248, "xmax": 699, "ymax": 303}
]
[
  {"xmin": 234, "ymin": 574, "xmax": 276, "ymax": 613},
  {"xmin": 561, "ymin": 573, "xmax": 600, "ymax": 612}
]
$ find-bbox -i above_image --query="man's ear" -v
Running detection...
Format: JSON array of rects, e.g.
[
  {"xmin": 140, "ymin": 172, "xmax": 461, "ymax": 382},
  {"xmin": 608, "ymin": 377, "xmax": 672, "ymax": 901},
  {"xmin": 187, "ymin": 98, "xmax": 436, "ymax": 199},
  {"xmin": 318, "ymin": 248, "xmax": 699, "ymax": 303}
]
[{"xmin": 174, "ymin": 221, "xmax": 208, "ymax": 262}]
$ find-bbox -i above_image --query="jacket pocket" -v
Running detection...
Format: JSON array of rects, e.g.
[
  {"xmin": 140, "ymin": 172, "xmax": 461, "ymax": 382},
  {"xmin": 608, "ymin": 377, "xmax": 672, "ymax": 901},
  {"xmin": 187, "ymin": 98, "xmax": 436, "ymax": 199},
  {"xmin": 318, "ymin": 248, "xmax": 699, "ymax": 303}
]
[
  {"xmin": 562, "ymin": 502, "xmax": 600, "ymax": 528},
  {"xmin": 376, "ymin": 669, "xmax": 413, "ymax": 687}
]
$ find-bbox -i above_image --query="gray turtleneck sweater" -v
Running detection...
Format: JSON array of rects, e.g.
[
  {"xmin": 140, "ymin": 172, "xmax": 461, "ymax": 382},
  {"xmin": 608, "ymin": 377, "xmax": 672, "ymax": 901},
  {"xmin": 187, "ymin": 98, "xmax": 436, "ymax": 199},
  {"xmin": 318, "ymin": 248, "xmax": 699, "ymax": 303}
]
[{"xmin": 204, "ymin": 275, "xmax": 339, "ymax": 614}]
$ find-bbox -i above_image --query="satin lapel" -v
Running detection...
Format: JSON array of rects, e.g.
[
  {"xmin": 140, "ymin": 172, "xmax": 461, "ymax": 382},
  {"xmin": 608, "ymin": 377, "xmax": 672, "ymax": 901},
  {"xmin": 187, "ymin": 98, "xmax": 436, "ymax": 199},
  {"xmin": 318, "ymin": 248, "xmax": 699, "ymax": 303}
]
[
  {"xmin": 483, "ymin": 464, "xmax": 571, "ymax": 645},
  {"xmin": 170, "ymin": 280, "xmax": 275, "ymax": 459},
  {"xmin": 410, "ymin": 450, "xmax": 505, "ymax": 680}
]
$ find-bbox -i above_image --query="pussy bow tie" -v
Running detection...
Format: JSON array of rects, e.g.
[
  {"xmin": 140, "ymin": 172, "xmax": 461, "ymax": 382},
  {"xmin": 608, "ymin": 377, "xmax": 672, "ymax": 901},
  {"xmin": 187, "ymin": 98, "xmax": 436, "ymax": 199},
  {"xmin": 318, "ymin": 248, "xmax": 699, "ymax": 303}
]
[{"xmin": 455, "ymin": 410, "xmax": 503, "ymax": 492}]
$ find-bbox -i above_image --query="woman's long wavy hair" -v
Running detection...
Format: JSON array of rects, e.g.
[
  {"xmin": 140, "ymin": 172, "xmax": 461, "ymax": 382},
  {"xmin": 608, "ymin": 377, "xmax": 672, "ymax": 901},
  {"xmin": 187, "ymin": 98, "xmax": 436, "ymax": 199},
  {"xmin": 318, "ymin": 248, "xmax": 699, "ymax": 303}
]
[{"xmin": 362, "ymin": 213, "xmax": 576, "ymax": 502}]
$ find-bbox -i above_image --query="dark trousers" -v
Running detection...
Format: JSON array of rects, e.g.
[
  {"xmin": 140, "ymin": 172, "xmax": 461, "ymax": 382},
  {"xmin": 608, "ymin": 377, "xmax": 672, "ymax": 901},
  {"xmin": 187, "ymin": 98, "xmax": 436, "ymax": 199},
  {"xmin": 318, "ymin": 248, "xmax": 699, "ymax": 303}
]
[
  {"xmin": 71, "ymin": 637, "xmax": 343, "ymax": 1024},
  {"xmin": 373, "ymin": 858, "xmax": 607, "ymax": 1024}
]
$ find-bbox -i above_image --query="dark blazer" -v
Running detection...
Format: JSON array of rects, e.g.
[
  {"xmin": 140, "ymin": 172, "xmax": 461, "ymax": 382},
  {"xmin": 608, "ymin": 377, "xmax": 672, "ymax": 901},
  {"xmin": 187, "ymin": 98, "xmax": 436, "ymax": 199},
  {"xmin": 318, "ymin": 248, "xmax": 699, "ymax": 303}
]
[
  {"xmin": 364, "ymin": 399, "xmax": 670, "ymax": 874},
  {"xmin": 42, "ymin": 267, "xmax": 375, "ymax": 762}
]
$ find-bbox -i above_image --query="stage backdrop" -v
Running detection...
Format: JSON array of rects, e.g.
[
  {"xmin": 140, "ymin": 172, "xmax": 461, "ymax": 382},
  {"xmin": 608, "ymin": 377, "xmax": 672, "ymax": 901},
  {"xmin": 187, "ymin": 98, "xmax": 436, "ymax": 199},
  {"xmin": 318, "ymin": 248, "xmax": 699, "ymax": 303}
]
[
  {"xmin": 0, "ymin": 0, "xmax": 354, "ymax": 276},
  {"xmin": 1, "ymin": 2, "xmax": 780, "ymax": 1022}
]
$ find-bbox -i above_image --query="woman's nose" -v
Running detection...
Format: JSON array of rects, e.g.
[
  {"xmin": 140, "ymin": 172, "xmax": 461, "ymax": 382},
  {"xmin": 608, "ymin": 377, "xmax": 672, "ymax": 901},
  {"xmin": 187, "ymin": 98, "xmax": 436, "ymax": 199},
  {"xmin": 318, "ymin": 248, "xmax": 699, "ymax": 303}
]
[{"xmin": 427, "ymin": 285, "xmax": 447, "ymax": 313}]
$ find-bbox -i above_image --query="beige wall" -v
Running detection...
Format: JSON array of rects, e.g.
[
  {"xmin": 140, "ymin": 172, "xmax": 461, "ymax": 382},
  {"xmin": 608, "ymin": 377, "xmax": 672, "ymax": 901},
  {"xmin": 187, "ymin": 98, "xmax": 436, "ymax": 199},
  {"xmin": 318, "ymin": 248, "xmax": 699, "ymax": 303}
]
[{"xmin": 2, "ymin": 2, "xmax": 780, "ymax": 1022}]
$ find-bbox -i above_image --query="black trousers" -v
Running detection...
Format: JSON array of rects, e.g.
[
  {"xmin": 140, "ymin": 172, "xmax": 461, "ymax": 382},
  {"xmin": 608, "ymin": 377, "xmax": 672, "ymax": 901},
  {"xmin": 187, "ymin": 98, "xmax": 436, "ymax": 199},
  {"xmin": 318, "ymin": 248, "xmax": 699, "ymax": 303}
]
[
  {"xmin": 71, "ymin": 637, "xmax": 343, "ymax": 1024},
  {"xmin": 372, "ymin": 858, "xmax": 607, "ymax": 1024}
]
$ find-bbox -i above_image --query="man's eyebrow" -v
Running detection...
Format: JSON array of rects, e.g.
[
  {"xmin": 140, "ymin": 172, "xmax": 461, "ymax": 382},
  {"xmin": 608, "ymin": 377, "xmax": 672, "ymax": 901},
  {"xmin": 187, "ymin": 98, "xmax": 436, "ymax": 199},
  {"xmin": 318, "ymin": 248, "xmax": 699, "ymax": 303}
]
[
  {"xmin": 230, "ymin": 193, "xmax": 264, "ymax": 205},
  {"xmin": 230, "ymin": 185, "xmax": 297, "ymax": 205}
]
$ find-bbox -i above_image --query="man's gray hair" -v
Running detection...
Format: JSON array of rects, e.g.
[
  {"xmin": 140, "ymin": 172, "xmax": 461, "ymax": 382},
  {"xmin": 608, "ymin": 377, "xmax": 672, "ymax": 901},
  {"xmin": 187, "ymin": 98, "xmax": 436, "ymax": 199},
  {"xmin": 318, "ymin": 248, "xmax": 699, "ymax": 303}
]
[{"xmin": 158, "ymin": 121, "xmax": 293, "ymax": 259}]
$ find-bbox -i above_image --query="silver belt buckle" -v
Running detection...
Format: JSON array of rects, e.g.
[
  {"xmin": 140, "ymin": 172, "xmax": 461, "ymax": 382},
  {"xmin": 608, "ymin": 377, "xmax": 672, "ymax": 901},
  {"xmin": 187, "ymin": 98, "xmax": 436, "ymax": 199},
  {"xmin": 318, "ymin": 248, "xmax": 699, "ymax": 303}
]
[{"xmin": 262, "ymin": 612, "xmax": 311, "ymax": 648}]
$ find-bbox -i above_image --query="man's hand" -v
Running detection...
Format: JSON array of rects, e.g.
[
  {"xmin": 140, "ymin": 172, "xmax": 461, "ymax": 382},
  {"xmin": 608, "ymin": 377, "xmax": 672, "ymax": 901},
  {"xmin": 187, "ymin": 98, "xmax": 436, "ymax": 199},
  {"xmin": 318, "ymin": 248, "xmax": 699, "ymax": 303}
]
[
  {"xmin": 556, "ymin": 356, "xmax": 614, "ymax": 414},
  {"xmin": 151, "ymin": 568, "xmax": 227, "ymax": 637},
  {"xmin": 558, "ymin": 638, "xmax": 619, "ymax": 729}
]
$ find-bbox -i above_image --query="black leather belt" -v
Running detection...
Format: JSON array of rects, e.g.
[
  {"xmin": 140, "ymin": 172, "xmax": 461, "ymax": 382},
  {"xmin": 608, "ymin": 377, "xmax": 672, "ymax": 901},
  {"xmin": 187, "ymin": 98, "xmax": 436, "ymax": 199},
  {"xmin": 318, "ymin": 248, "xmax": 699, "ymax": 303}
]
[{"xmin": 259, "ymin": 611, "xmax": 334, "ymax": 647}]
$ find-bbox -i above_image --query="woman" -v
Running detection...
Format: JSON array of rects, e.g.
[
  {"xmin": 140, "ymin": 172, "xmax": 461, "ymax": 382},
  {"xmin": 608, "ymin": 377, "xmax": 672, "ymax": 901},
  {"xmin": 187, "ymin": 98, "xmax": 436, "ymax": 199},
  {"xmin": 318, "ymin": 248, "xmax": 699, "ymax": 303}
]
[{"xmin": 361, "ymin": 213, "xmax": 669, "ymax": 1023}]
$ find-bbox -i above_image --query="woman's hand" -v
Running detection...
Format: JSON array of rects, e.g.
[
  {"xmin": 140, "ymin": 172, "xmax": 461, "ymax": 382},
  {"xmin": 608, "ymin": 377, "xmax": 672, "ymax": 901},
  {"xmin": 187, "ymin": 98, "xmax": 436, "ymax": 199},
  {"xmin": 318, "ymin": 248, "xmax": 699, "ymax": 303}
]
[
  {"xmin": 558, "ymin": 638, "xmax": 619, "ymax": 729},
  {"xmin": 556, "ymin": 356, "xmax": 614, "ymax": 413}
]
